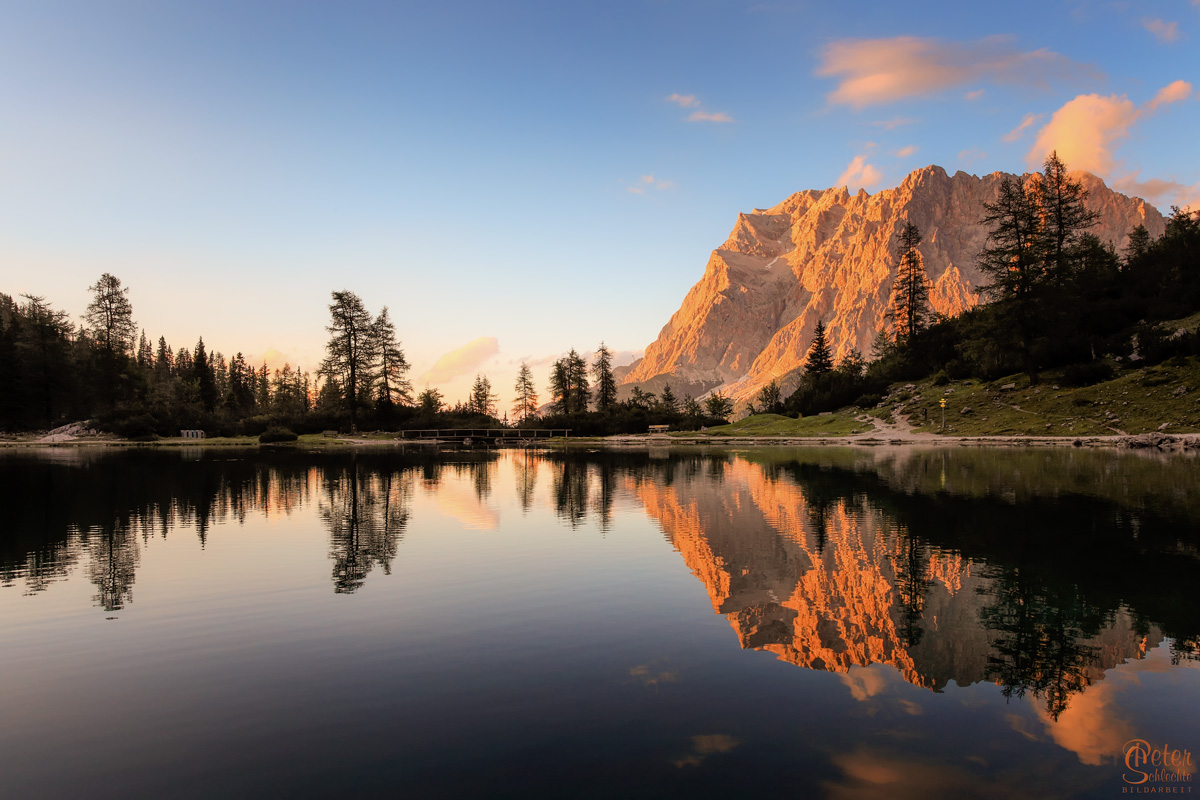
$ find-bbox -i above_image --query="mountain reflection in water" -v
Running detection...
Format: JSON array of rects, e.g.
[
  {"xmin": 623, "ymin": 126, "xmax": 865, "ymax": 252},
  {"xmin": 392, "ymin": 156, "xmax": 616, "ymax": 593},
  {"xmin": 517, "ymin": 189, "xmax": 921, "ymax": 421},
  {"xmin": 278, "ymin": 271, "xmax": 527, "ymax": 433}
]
[{"xmin": 2, "ymin": 445, "xmax": 1198, "ymax": 797}]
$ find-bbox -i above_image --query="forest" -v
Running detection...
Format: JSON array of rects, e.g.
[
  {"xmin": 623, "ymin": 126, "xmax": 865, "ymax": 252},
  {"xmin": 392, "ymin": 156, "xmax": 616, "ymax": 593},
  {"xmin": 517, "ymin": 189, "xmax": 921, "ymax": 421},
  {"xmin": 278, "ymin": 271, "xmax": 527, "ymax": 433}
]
[{"xmin": 2, "ymin": 154, "xmax": 1197, "ymax": 439}]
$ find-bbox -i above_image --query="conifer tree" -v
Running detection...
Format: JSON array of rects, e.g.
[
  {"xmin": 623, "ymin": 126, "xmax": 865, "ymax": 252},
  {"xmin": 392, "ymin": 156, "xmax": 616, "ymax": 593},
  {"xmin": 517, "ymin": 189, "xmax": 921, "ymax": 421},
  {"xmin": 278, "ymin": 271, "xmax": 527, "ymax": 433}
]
[
  {"xmin": 756, "ymin": 380, "xmax": 783, "ymax": 414},
  {"xmin": 658, "ymin": 382, "xmax": 678, "ymax": 413},
  {"xmin": 804, "ymin": 320, "xmax": 834, "ymax": 375},
  {"xmin": 1038, "ymin": 151, "xmax": 1099, "ymax": 287},
  {"xmin": 371, "ymin": 306, "xmax": 411, "ymax": 408},
  {"xmin": 319, "ymin": 290, "xmax": 375, "ymax": 431},
  {"xmin": 418, "ymin": 386, "xmax": 443, "ymax": 415},
  {"xmin": 470, "ymin": 374, "xmax": 496, "ymax": 417},
  {"xmin": 592, "ymin": 343, "xmax": 617, "ymax": 412},
  {"xmin": 84, "ymin": 273, "xmax": 137, "ymax": 355},
  {"xmin": 887, "ymin": 222, "xmax": 930, "ymax": 344},
  {"xmin": 513, "ymin": 362, "xmax": 538, "ymax": 422}
]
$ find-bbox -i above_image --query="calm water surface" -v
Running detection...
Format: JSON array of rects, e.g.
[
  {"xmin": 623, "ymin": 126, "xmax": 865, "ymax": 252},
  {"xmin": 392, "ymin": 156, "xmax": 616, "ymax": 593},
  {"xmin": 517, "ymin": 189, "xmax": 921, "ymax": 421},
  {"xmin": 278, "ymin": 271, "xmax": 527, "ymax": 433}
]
[{"xmin": 2, "ymin": 445, "xmax": 1198, "ymax": 799}]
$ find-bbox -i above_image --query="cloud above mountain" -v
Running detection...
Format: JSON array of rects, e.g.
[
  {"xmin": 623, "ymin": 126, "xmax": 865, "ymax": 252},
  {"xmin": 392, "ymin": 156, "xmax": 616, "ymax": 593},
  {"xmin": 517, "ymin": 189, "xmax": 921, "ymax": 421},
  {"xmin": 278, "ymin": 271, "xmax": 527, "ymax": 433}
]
[{"xmin": 818, "ymin": 35, "xmax": 1092, "ymax": 109}]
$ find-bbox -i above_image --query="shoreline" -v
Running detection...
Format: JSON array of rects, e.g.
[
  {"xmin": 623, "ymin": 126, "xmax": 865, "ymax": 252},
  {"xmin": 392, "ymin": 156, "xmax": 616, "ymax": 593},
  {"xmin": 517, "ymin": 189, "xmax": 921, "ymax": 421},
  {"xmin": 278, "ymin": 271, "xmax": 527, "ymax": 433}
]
[{"xmin": 2, "ymin": 428, "xmax": 1197, "ymax": 452}]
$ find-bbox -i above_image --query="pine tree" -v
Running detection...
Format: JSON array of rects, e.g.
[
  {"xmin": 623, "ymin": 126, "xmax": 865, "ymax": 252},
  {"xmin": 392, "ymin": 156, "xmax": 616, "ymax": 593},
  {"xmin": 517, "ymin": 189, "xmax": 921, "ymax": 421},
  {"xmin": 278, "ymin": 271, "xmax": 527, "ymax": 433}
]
[
  {"xmin": 371, "ymin": 306, "xmax": 411, "ymax": 407},
  {"xmin": 978, "ymin": 176, "xmax": 1047, "ymax": 381},
  {"xmin": 682, "ymin": 394, "xmax": 702, "ymax": 418},
  {"xmin": 1038, "ymin": 151, "xmax": 1099, "ymax": 287},
  {"xmin": 418, "ymin": 386, "xmax": 443, "ymax": 414},
  {"xmin": 658, "ymin": 382, "xmax": 678, "ymax": 413},
  {"xmin": 592, "ymin": 342, "xmax": 617, "ymax": 412},
  {"xmin": 704, "ymin": 391, "xmax": 733, "ymax": 421},
  {"xmin": 84, "ymin": 273, "xmax": 137, "ymax": 355},
  {"xmin": 804, "ymin": 320, "xmax": 834, "ymax": 375},
  {"xmin": 756, "ymin": 380, "xmax": 782, "ymax": 414},
  {"xmin": 193, "ymin": 338, "xmax": 217, "ymax": 411},
  {"xmin": 887, "ymin": 222, "xmax": 930, "ymax": 344},
  {"xmin": 319, "ymin": 290, "xmax": 375, "ymax": 431},
  {"xmin": 566, "ymin": 349, "xmax": 590, "ymax": 412},
  {"xmin": 470, "ymin": 374, "xmax": 496, "ymax": 417},
  {"xmin": 513, "ymin": 362, "xmax": 538, "ymax": 422},
  {"xmin": 136, "ymin": 331, "xmax": 153, "ymax": 368}
]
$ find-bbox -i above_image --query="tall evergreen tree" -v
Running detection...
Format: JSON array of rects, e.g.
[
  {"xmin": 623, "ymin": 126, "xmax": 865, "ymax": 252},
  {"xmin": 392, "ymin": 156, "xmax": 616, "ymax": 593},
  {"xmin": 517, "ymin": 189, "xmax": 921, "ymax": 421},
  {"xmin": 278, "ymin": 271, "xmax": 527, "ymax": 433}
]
[
  {"xmin": 469, "ymin": 374, "xmax": 496, "ymax": 417},
  {"xmin": 417, "ymin": 386, "xmax": 443, "ymax": 414},
  {"xmin": 591, "ymin": 343, "xmax": 617, "ymax": 412},
  {"xmin": 513, "ymin": 363, "xmax": 538, "ymax": 422},
  {"xmin": 193, "ymin": 338, "xmax": 217, "ymax": 411},
  {"xmin": 549, "ymin": 359, "xmax": 570, "ymax": 415},
  {"xmin": 658, "ymin": 382, "xmax": 678, "ymax": 413},
  {"xmin": 704, "ymin": 391, "xmax": 733, "ymax": 421},
  {"xmin": 320, "ymin": 291, "xmax": 375, "ymax": 431},
  {"xmin": 887, "ymin": 222, "xmax": 930, "ymax": 344},
  {"xmin": 756, "ymin": 380, "xmax": 783, "ymax": 414},
  {"xmin": 84, "ymin": 273, "xmax": 137, "ymax": 355},
  {"xmin": 566, "ymin": 349, "xmax": 590, "ymax": 413},
  {"xmin": 371, "ymin": 306, "xmax": 411, "ymax": 408},
  {"xmin": 1038, "ymin": 151, "xmax": 1099, "ymax": 288},
  {"xmin": 804, "ymin": 320, "xmax": 834, "ymax": 375},
  {"xmin": 978, "ymin": 176, "xmax": 1047, "ymax": 381}
]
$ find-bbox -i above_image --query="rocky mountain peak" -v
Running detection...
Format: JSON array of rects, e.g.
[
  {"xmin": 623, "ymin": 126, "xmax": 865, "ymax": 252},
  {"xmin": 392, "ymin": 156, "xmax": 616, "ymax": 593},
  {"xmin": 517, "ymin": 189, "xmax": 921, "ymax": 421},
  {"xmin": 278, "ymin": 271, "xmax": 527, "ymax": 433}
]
[{"xmin": 621, "ymin": 165, "xmax": 1167, "ymax": 404}]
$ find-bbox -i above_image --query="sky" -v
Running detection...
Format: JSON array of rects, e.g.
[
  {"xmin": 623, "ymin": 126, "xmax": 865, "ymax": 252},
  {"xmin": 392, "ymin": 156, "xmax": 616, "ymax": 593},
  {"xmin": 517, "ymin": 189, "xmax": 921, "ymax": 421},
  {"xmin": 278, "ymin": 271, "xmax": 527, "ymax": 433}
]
[{"xmin": 2, "ymin": 0, "xmax": 1197, "ymax": 408}]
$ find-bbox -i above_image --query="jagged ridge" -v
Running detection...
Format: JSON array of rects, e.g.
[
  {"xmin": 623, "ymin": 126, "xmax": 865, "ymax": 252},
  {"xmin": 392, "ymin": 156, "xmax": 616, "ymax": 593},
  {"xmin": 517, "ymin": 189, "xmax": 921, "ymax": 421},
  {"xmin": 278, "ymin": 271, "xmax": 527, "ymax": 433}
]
[{"xmin": 622, "ymin": 166, "xmax": 1166, "ymax": 404}]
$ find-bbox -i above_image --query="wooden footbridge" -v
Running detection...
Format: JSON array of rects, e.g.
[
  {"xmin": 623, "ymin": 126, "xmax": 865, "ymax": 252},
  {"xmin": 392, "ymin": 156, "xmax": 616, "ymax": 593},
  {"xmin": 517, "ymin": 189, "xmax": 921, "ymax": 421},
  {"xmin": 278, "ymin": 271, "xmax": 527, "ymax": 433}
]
[{"xmin": 399, "ymin": 428, "xmax": 572, "ymax": 445}]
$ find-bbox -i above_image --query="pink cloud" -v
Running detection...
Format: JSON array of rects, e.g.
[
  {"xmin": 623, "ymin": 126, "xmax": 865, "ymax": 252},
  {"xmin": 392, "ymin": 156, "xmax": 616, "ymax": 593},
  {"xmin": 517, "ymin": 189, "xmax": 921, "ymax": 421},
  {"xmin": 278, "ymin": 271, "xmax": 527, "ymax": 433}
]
[
  {"xmin": 418, "ymin": 337, "xmax": 499, "ymax": 385},
  {"xmin": 817, "ymin": 35, "xmax": 1091, "ymax": 109},
  {"xmin": 665, "ymin": 93, "xmax": 700, "ymax": 108},
  {"xmin": 1003, "ymin": 112, "xmax": 1043, "ymax": 143},
  {"xmin": 835, "ymin": 155, "xmax": 882, "ymax": 190},
  {"xmin": 687, "ymin": 110, "xmax": 734, "ymax": 123},
  {"xmin": 1143, "ymin": 18, "xmax": 1180, "ymax": 43}
]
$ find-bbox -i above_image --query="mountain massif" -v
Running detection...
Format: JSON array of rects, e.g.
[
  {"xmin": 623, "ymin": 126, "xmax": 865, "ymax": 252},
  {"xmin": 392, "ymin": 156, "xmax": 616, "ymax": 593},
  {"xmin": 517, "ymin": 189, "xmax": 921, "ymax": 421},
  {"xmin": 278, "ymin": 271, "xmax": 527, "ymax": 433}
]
[{"xmin": 619, "ymin": 166, "xmax": 1166, "ymax": 405}]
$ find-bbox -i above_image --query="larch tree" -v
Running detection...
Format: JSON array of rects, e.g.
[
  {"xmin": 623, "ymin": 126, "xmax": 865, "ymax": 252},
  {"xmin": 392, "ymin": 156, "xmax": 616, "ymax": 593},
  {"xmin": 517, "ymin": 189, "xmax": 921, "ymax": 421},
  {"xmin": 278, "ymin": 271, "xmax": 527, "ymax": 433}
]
[
  {"xmin": 320, "ymin": 290, "xmax": 376, "ymax": 431},
  {"xmin": 513, "ymin": 362, "xmax": 538, "ymax": 423},
  {"xmin": 591, "ymin": 343, "xmax": 617, "ymax": 412},
  {"xmin": 566, "ymin": 349, "xmax": 590, "ymax": 413}
]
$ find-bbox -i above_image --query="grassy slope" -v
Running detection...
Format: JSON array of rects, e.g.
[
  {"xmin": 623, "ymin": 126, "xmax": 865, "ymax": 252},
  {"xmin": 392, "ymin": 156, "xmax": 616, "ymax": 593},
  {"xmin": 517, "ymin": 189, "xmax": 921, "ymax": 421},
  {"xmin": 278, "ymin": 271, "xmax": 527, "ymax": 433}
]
[
  {"xmin": 683, "ymin": 412, "xmax": 872, "ymax": 438},
  {"xmin": 891, "ymin": 356, "xmax": 1200, "ymax": 436}
]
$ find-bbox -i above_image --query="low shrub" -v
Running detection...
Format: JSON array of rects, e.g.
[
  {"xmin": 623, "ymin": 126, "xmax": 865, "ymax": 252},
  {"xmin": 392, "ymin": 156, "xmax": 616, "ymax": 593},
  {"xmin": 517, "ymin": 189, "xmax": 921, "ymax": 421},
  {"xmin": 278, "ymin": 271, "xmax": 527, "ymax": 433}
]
[{"xmin": 259, "ymin": 426, "xmax": 298, "ymax": 443}]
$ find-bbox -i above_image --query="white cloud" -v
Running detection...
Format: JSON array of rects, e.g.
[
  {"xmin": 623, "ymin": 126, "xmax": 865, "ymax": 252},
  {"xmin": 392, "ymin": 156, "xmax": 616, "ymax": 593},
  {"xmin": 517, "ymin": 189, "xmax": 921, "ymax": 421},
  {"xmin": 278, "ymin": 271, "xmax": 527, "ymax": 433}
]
[
  {"xmin": 895, "ymin": 145, "xmax": 918, "ymax": 157},
  {"xmin": 1143, "ymin": 18, "xmax": 1180, "ymax": 42},
  {"xmin": 687, "ymin": 110, "xmax": 734, "ymax": 123},
  {"xmin": 1003, "ymin": 112, "xmax": 1043, "ymax": 142},
  {"xmin": 665, "ymin": 93, "xmax": 700, "ymax": 108},
  {"xmin": 419, "ymin": 337, "xmax": 500, "ymax": 385},
  {"xmin": 835, "ymin": 155, "xmax": 883, "ymax": 190},
  {"xmin": 817, "ymin": 35, "xmax": 1092, "ymax": 108}
]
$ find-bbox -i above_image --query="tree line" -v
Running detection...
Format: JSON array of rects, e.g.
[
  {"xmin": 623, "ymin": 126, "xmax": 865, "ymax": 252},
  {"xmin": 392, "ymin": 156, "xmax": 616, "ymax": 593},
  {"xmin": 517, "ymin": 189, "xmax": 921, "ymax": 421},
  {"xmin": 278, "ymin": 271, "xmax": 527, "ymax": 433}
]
[{"xmin": 3, "ymin": 150, "xmax": 1195, "ymax": 436}]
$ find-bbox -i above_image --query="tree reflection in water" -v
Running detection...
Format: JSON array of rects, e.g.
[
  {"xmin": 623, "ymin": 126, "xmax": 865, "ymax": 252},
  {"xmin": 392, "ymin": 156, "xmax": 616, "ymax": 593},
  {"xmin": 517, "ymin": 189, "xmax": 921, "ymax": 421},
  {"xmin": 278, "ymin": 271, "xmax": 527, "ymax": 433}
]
[
  {"xmin": 319, "ymin": 458, "xmax": 413, "ymax": 594},
  {"xmin": 3, "ymin": 445, "xmax": 1198, "ymax": 720}
]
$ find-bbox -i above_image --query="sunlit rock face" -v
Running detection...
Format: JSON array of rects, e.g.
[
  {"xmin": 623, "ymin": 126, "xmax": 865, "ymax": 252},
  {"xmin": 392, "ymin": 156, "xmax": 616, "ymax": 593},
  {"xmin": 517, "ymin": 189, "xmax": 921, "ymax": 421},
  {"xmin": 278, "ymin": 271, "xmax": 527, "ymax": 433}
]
[
  {"xmin": 633, "ymin": 458, "xmax": 1161, "ymax": 699},
  {"xmin": 622, "ymin": 166, "xmax": 1166, "ymax": 404}
]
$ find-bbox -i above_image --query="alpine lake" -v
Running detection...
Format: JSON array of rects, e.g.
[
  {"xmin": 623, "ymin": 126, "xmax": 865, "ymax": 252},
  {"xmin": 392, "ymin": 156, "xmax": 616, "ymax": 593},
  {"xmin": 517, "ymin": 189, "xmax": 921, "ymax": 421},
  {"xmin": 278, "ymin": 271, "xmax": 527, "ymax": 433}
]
[{"xmin": 2, "ymin": 443, "xmax": 1198, "ymax": 799}]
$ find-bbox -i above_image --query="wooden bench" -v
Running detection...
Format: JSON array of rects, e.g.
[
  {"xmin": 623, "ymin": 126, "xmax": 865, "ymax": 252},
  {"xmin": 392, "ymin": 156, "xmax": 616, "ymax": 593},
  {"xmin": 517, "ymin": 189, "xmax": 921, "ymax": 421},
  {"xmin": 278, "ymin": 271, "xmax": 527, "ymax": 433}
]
[{"xmin": 648, "ymin": 424, "xmax": 670, "ymax": 434}]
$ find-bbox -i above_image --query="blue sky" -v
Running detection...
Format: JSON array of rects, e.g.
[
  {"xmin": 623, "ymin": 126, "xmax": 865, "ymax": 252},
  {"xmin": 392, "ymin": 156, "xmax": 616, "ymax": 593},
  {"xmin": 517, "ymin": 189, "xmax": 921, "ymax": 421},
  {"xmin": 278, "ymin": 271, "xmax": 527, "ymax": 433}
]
[{"xmin": 2, "ymin": 0, "xmax": 1196, "ymax": 406}]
